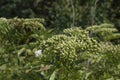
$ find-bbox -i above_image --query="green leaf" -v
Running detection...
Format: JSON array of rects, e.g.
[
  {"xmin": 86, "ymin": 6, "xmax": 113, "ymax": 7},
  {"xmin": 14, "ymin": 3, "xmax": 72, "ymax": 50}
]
[
  {"xmin": 85, "ymin": 71, "xmax": 93, "ymax": 79},
  {"xmin": 49, "ymin": 69, "xmax": 58, "ymax": 80},
  {"xmin": 106, "ymin": 77, "xmax": 114, "ymax": 80},
  {"xmin": 0, "ymin": 64, "xmax": 7, "ymax": 70},
  {"xmin": 17, "ymin": 47, "xmax": 26, "ymax": 56}
]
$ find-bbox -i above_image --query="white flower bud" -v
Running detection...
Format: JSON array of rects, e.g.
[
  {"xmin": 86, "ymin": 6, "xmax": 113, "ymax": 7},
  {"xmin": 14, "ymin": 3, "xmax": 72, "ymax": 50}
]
[{"xmin": 35, "ymin": 49, "xmax": 42, "ymax": 57}]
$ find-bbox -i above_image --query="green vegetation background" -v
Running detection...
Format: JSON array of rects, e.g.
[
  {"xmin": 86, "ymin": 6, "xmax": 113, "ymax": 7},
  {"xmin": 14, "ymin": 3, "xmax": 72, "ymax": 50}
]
[
  {"xmin": 0, "ymin": 0, "xmax": 119, "ymax": 29},
  {"xmin": 0, "ymin": 0, "xmax": 120, "ymax": 80}
]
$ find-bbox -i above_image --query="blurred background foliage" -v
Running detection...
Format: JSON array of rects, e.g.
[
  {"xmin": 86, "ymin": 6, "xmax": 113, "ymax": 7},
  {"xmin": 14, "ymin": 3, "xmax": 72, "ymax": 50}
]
[{"xmin": 0, "ymin": 0, "xmax": 119, "ymax": 29}]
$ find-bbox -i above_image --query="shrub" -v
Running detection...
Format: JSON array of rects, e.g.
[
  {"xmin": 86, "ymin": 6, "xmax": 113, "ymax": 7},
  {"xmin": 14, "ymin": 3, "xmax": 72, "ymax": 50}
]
[
  {"xmin": 0, "ymin": 23, "xmax": 120, "ymax": 79},
  {"xmin": 39, "ymin": 27, "xmax": 120, "ymax": 80},
  {"xmin": 40, "ymin": 27, "xmax": 101, "ymax": 79},
  {"xmin": 86, "ymin": 23, "xmax": 120, "ymax": 44},
  {"xmin": 0, "ymin": 17, "xmax": 45, "ymax": 45},
  {"xmin": 0, "ymin": 18, "xmax": 48, "ymax": 80}
]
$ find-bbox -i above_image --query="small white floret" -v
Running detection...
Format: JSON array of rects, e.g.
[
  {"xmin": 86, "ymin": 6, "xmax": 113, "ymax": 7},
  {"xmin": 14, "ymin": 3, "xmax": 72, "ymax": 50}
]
[{"xmin": 35, "ymin": 49, "xmax": 42, "ymax": 57}]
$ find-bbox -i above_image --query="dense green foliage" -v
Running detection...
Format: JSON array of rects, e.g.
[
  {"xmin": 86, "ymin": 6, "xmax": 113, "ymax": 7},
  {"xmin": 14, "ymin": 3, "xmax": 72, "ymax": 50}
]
[
  {"xmin": 0, "ymin": 18, "xmax": 120, "ymax": 79},
  {"xmin": 0, "ymin": 0, "xmax": 119, "ymax": 29},
  {"xmin": 0, "ymin": 18, "xmax": 52, "ymax": 80},
  {"xmin": 0, "ymin": 0, "xmax": 119, "ymax": 79},
  {"xmin": 86, "ymin": 24, "xmax": 120, "ymax": 43}
]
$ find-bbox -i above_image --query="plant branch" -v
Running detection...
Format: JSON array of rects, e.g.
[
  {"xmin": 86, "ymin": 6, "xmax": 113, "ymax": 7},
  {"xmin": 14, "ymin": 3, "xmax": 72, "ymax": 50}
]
[{"xmin": 71, "ymin": 0, "xmax": 75, "ymax": 27}]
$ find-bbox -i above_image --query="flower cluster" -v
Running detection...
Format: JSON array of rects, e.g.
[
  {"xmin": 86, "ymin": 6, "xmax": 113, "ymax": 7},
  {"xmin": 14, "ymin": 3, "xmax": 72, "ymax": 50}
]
[{"xmin": 41, "ymin": 28, "xmax": 100, "ymax": 65}]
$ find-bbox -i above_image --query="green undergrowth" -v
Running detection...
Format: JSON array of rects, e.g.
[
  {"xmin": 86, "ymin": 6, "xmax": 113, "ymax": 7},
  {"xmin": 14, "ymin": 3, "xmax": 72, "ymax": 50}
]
[{"xmin": 0, "ymin": 18, "xmax": 120, "ymax": 80}]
